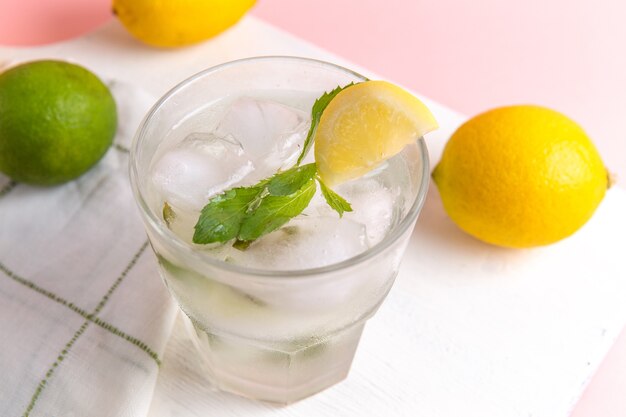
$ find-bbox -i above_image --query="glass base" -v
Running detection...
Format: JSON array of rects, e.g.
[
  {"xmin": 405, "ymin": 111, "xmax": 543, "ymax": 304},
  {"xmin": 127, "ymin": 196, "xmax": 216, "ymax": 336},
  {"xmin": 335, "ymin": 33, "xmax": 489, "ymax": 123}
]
[{"xmin": 181, "ymin": 313, "xmax": 364, "ymax": 404}]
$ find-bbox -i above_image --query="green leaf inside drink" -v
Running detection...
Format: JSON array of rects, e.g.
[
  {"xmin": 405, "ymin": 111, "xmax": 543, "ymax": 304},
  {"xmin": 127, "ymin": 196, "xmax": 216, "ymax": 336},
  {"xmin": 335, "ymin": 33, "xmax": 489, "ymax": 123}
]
[{"xmin": 193, "ymin": 163, "xmax": 318, "ymax": 245}]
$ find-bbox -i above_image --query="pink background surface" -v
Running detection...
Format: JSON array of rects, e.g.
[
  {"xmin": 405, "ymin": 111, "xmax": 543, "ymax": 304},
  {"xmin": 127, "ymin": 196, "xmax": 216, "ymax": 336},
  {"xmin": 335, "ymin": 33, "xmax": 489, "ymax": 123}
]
[{"xmin": 1, "ymin": 0, "xmax": 625, "ymax": 415}]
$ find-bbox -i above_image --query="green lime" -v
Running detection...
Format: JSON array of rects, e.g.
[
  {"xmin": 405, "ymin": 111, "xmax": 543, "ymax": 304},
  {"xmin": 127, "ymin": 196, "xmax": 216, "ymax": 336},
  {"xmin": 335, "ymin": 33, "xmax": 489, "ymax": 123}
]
[{"xmin": 0, "ymin": 60, "xmax": 117, "ymax": 185}]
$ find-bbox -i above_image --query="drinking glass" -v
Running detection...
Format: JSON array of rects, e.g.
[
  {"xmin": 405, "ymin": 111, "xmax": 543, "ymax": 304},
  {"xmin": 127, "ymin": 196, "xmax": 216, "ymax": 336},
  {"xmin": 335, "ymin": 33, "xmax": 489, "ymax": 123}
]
[{"xmin": 129, "ymin": 56, "xmax": 430, "ymax": 404}]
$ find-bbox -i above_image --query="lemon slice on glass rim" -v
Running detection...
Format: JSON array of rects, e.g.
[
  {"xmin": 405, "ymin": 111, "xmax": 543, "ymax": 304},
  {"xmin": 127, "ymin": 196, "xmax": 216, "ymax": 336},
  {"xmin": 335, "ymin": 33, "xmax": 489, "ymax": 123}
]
[{"xmin": 314, "ymin": 80, "xmax": 438, "ymax": 187}]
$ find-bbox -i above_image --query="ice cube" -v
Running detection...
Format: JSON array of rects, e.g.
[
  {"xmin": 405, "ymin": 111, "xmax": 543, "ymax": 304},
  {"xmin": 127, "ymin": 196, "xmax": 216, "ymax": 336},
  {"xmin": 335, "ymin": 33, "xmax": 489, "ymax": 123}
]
[
  {"xmin": 151, "ymin": 132, "xmax": 254, "ymax": 211},
  {"xmin": 215, "ymin": 97, "xmax": 309, "ymax": 179},
  {"xmin": 222, "ymin": 217, "xmax": 369, "ymax": 271},
  {"xmin": 303, "ymin": 179, "xmax": 397, "ymax": 245},
  {"xmin": 203, "ymin": 217, "xmax": 373, "ymax": 311},
  {"xmin": 336, "ymin": 179, "xmax": 397, "ymax": 245}
]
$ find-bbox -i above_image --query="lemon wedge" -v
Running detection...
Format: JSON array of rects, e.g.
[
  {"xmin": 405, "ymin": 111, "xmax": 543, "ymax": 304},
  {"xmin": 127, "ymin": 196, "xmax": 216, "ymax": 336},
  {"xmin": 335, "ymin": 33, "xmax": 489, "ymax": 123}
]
[{"xmin": 314, "ymin": 80, "xmax": 438, "ymax": 186}]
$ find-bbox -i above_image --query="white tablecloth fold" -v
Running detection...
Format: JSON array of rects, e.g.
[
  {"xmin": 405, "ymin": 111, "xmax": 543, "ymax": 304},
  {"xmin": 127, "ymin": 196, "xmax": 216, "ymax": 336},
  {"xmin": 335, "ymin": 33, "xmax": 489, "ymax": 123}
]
[{"xmin": 0, "ymin": 81, "xmax": 177, "ymax": 417}]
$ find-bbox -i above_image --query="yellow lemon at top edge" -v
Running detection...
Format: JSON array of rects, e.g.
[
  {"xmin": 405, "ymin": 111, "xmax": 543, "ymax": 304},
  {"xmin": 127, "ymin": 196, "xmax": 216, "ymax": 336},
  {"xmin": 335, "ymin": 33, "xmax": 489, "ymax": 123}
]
[
  {"xmin": 112, "ymin": 0, "xmax": 256, "ymax": 48},
  {"xmin": 314, "ymin": 80, "xmax": 438, "ymax": 187},
  {"xmin": 432, "ymin": 105, "xmax": 609, "ymax": 248}
]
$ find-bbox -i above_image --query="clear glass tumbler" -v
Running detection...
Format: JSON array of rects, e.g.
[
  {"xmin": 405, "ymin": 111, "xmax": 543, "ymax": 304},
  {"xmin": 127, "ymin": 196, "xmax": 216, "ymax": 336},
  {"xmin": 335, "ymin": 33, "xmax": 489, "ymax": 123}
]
[{"xmin": 130, "ymin": 56, "xmax": 430, "ymax": 404}]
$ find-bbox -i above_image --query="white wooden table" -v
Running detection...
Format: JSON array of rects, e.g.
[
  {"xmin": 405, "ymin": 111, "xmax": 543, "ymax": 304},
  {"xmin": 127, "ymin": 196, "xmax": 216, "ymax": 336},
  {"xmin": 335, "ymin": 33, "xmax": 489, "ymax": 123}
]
[{"xmin": 3, "ymin": 16, "xmax": 626, "ymax": 417}]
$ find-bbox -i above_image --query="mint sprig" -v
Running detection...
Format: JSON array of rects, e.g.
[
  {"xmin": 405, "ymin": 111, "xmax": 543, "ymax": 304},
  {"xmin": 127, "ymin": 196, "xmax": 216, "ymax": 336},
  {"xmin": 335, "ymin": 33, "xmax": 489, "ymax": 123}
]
[
  {"xmin": 192, "ymin": 164, "xmax": 352, "ymax": 245},
  {"xmin": 193, "ymin": 163, "xmax": 318, "ymax": 245},
  {"xmin": 193, "ymin": 84, "xmax": 359, "ymax": 246}
]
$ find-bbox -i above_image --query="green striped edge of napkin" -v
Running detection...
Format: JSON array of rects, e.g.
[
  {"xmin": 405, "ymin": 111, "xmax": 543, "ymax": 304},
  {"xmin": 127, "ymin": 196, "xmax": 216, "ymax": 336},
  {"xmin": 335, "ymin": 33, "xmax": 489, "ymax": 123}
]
[
  {"xmin": 8, "ymin": 241, "xmax": 156, "ymax": 417},
  {"xmin": 0, "ymin": 144, "xmax": 166, "ymax": 416},
  {"xmin": 0, "ymin": 258, "xmax": 160, "ymax": 366}
]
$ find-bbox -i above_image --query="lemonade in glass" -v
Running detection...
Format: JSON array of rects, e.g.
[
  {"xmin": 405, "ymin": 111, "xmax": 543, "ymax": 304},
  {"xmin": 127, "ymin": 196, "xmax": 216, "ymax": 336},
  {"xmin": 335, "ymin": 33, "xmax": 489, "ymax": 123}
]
[{"xmin": 130, "ymin": 57, "xmax": 433, "ymax": 403}]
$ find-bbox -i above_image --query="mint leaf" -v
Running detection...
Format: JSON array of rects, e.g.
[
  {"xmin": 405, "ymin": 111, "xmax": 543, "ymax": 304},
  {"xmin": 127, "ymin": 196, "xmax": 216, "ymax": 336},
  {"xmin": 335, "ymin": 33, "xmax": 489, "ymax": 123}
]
[
  {"xmin": 296, "ymin": 83, "xmax": 357, "ymax": 165},
  {"xmin": 162, "ymin": 201, "xmax": 176, "ymax": 228},
  {"xmin": 193, "ymin": 186, "xmax": 264, "ymax": 244},
  {"xmin": 317, "ymin": 178, "xmax": 353, "ymax": 217},
  {"xmin": 193, "ymin": 163, "xmax": 352, "ymax": 245},
  {"xmin": 238, "ymin": 179, "xmax": 316, "ymax": 241},
  {"xmin": 193, "ymin": 164, "xmax": 318, "ymax": 245},
  {"xmin": 267, "ymin": 163, "xmax": 317, "ymax": 195}
]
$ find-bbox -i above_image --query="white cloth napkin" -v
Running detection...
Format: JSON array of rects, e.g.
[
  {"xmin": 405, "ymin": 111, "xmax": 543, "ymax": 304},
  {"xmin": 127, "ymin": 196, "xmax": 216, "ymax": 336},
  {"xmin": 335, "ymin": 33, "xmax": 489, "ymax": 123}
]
[{"xmin": 0, "ymin": 81, "xmax": 177, "ymax": 417}]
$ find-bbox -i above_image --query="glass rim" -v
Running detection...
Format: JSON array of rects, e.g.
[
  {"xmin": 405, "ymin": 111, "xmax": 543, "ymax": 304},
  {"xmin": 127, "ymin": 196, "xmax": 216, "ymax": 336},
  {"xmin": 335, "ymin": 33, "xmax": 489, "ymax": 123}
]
[{"xmin": 129, "ymin": 55, "xmax": 430, "ymax": 279}]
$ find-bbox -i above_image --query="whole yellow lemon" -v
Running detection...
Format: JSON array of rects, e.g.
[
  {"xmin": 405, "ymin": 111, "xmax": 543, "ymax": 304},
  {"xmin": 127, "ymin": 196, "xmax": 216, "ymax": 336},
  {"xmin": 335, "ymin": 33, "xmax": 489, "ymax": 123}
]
[
  {"xmin": 112, "ymin": 0, "xmax": 256, "ymax": 47},
  {"xmin": 432, "ymin": 105, "xmax": 609, "ymax": 248}
]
